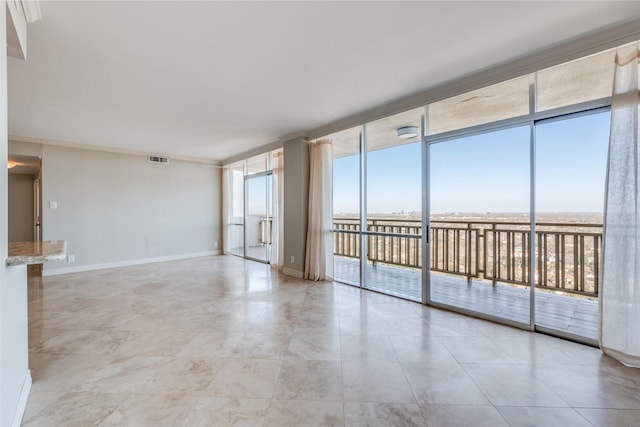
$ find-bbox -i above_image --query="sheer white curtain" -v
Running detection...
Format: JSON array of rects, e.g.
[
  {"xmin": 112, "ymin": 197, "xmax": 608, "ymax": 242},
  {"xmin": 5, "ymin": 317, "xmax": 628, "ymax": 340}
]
[
  {"xmin": 270, "ymin": 151, "xmax": 284, "ymax": 269},
  {"xmin": 221, "ymin": 165, "xmax": 232, "ymax": 254},
  {"xmin": 600, "ymin": 42, "xmax": 640, "ymax": 367},
  {"xmin": 304, "ymin": 140, "xmax": 333, "ymax": 281}
]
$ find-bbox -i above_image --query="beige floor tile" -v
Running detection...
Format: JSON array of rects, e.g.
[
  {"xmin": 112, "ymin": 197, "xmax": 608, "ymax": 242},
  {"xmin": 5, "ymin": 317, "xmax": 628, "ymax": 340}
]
[
  {"xmin": 488, "ymin": 334, "xmax": 584, "ymax": 366},
  {"xmin": 22, "ymin": 392, "xmax": 127, "ymax": 427},
  {"xmin": 263, "ymin": 399, "xmax": 344, "ymax": 427},
  {"xmin": 177, "ymin": 332, "xmax": 244, "ymax": 358},
  {"xmin": 116, "ymin": 330, "xmax": 199, "ymax": 357},
  {"xmin": 97, "ymin": 393, "xmax": 196, "ymax": 426},
  {"xmin": 338, "ymin": 313, "xmax": 386, "ymax": 335},
  {"xmin": 340, "ymin": 334, "xmax": 397, "ymax": 361},
  {"xmin": 21, "ymin": 390, "xmax": 65, "ymax": 424},
  {"xmin": 496, "ymin": 406, "xmax": 593, "ymax": 427},
  {"xmin": 344, "ymin": 402, "xmax": 425, "ymax": 427},
  {"xmin": 294, "ymin": 313, "xmax": 341, "ymax": 335},
  {"xmin": 181, "ymin": 396, "xmax": 271, "ymax": 427},
  {"xmin": 420, "ymin": 404, "xmax": 509, "ymax": 427},
  {"xmin": 389, "ymin": 335, "xmax": 458, "ymax": 364},
  {"xmin": 286, "ymin": 334, "xmax": 341, "ymax": 361},
  {"xmin": 379, "ymin": 313, "xmax": 435, "ymax": 336},
  {"xmin": 342, "ymin": 360, "xmax": 416, "ymax": 403},
  {"xmin": 99, "ymin": 394, "xmax": 270, "ymax": 427},
  {"xmin": 30, "ymin": 329, "xmax": 131, "ymax": 355},
  {"xmin": 402, "ymin": 362, "xmax": 490, "ymax": 405},
  {"xmin": 205, "ymin": 358, "xmax": 282, "ymax": 398},
  {"xmin": 29, "ymin": 353, "xmax": 112, "ymax": 392},
  {"xmin": 80, "ymin": 355, "xmax": 225, "ymax": 395},
  {"xmin": 463, "ymin": 364, "xmax": 568, "ymax": 407},
  {"xmin": 426, "ymin": 316, "xmax": 485, "ymax": 337},
  {"xmin": 232, "ymin": 331, "xmax": 293, "ymax": 359},
  {"xmin": 439, "ymin": 336, "xmax": 519, "ymax": 364},
  {"xmin": 532, "ymin": 364, "xmax": 640, "ymax": 409},
  {"xmin": 576, "ymin": 408, "xmax": 640, "ymax": 427},
  {"xmin": 273, "ymin": 360, "xmax": 342, "ymax": 401}
]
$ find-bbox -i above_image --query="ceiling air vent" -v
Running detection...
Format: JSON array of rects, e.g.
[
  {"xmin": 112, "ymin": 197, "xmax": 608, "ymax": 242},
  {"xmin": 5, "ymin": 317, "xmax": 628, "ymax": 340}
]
[{"xmin": 148, "ymin": 155, "xmax": 169, "ymax": 164}]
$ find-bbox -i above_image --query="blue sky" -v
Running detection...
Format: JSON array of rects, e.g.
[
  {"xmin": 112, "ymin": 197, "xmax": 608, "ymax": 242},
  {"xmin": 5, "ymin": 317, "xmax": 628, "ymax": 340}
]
[{"xmin": 334, "ymin": 110, "xmax": 610, "ymax": 214}]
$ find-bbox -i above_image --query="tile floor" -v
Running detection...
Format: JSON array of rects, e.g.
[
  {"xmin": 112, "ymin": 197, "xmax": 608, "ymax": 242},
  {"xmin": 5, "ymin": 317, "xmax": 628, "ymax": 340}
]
[{"xmin": 22, "ymin": 255, "xmax": 640, "ymax": 426}]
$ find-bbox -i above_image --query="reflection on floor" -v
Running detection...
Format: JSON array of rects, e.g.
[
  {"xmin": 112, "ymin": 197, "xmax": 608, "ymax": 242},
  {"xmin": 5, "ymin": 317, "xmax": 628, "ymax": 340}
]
[
  {"xmin": 23, "ymin": 255, "xmax": 638, "ymax": 426},
  {"xmin": 334, "ymin": 256, "xmax": 598, "ymax": 341}
]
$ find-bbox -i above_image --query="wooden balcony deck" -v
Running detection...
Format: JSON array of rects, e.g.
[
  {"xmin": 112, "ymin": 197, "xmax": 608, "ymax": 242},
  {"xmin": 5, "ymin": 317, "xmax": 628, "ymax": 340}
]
[{"xmin": 334, "ymin": 256, "xmax": 598, "ymax": 341}]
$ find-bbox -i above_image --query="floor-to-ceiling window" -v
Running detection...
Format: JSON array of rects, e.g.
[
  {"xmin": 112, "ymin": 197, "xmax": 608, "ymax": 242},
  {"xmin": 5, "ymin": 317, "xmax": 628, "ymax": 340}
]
[
  {"xmin": 429, "ymin": 125, "xmax": 532, "ymax": 325},
  {"xmin": 228, "ymin": 161, "xmax": 245, "ymax": 256},
  {"xmin": 326, "ymin": 46, "xmax": 618, "ymax": 344},
  {"xmin": 534, "ymin": 109, "xmax": 609, "ymax": 341},
  {"xmin": 426, "ymin": 74, "xmax": 534, "ymax": 325},
  {"xmin": 330, "ymin": 109, "xmax": 423, "ymax": 300},
  {"xmin": 332, "ymin": 126, "xmax": 362, "ymax": 286},
  {"xmin": 364, "ymin": 110, "xmax": 423, "ymax": 301}
]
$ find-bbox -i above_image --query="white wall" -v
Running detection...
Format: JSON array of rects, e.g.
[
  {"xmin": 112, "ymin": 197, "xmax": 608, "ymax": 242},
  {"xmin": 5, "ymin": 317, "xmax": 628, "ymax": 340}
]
[
  {"xmin": 9, "ymin": 141, "xmax": 221, "ymax": 273},
  {"xmin": 3, "ymin": 4, "xmax": 32, "ymax": 427},
  {"xmin": 8, "ymin": 173, "xmax": 34, "ymax": 242}
]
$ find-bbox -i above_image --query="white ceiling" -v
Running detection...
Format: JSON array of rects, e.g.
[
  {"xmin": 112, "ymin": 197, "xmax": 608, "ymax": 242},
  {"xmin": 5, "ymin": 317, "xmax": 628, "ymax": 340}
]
[{"xmin": 8, "ymin": 1, "xmax": 640, "ymax": 163}]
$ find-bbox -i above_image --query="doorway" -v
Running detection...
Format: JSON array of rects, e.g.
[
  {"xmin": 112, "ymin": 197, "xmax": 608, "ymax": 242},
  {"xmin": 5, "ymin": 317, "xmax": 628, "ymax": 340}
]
[
  {"xmin": 8, "ymin": 154, "xmax": 43, "ymax": 276},
  {"xmin": 244, "ymin": 172, "xmax": 272, "ymax": 263}
]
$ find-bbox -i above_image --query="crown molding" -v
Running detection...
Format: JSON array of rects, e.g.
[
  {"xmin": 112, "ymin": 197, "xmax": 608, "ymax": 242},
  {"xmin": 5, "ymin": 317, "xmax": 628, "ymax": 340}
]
[
  {"xmin": 8, "ymin": 135, "xmax": 222, "ymax": 167},
  {"xmin": 221, "ymin": 140, "xmax": 284, "ymax": 166}
]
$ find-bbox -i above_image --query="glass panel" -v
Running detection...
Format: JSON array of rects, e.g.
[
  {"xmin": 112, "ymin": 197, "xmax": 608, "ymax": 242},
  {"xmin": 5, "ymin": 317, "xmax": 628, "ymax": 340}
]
[
  {"xmin": 365, "ymin": 108, "xmax": 422, "ymax": 301},
  {"xmin": 331, "ymin": 126, "xmax": 361, "ymax": 286},
  {"xmin": 534, "ymin": 110, "xmax": 609, "ymax": 341},
  {"xmin": 536, "ymin": 49, "xmax": 615, "ymax": 112},
  {"xmin": 229, "ymin": 162, "xmax": 245, "ymax": 256},
  {"xmin": 245, "ymin": 174, "xmax": 271, "ymax": 262},
  {"xmin": 246, "ymin": 153, "xmax": 268, "ymax": 175},
  {"xmin": 429, "ymin": 126, "xmax": 531, "ymax": 324},
  {"xmin": 429, "ymin": 75, "xmax": 532, "ymax": 135}
]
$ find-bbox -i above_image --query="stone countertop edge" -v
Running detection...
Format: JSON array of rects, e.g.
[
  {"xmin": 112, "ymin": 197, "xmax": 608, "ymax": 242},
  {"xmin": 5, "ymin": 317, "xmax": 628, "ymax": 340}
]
[{"xmin": 7, "ymin": 241, "xmax": 67, "ymax": 266}]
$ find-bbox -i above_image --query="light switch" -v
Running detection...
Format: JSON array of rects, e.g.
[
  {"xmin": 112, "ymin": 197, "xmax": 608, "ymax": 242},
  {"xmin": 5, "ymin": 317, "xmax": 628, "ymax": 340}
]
[{"xmin": 49, "ymin": 201, "xmax": 58, "ymax": 209}]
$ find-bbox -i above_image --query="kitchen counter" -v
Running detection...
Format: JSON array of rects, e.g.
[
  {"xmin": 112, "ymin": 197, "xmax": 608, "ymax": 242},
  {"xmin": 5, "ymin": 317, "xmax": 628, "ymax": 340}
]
[{"xmin": 7, "ymin": 241, "xmax": 67, "ymax": 266}]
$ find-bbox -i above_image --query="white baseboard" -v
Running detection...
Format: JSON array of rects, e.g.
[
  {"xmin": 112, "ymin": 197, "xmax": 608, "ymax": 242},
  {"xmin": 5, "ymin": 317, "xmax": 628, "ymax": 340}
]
[
  {"xmin": 11, "ymin": 370, "xmax": 32, "ymax": 427},
  {"xmin": 42, "ymin": 251, "xmax": 219, "ymax": 276},
  {"xmin": 282, "ymin": 267, "xmax": 304, "ymax": 279}
]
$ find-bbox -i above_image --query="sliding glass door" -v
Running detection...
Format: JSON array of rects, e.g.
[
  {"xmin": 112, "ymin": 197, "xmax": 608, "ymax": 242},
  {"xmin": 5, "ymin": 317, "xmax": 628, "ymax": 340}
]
[
  {"xmin": 534, "ymin": 109, "xmax": 609, "ymax": 341},
  {"xmin": 244, "ymin": 172, "xmax": 272, "ymax": 263},
  {"xmin": 429, "ymin": 125, "xmax": 532, "ymax": 325}
]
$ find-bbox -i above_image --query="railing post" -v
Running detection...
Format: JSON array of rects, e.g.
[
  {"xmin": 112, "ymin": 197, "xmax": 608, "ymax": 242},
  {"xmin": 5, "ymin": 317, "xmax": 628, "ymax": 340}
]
[
  {"xmin": 491, "ymin": 223, "xmax": 497, "ymax": 286},
  {"xmin": 466, "ymin": 223, "xmax": 472, "ymax": 283}
]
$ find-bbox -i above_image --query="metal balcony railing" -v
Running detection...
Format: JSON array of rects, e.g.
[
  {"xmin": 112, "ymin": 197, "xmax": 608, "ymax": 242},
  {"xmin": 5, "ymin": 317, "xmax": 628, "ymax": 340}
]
[{"xmin": 333, "ymin": 218, "xmax": 602, "ymax": 297}]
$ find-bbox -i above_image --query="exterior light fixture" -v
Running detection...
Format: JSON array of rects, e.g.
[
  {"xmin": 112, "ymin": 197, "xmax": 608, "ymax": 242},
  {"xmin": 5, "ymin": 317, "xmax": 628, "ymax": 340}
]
[
  {"xmin": 7, "ymin": 161, "xmax": 17, "ymax": 169},
  {"xmin": 396, "ymin": 126, "xmax": 419, "ymax": 139}
]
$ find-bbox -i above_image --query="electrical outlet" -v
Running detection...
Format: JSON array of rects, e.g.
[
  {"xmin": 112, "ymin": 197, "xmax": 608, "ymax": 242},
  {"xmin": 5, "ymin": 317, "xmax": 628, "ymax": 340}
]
[
  {"xmin": 290, "ymin": 256, "xmax": 295, "ymax": 264},
  {"xmin": 67, "ymin": 255, "xmax": 75, "ymax": 263}
]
